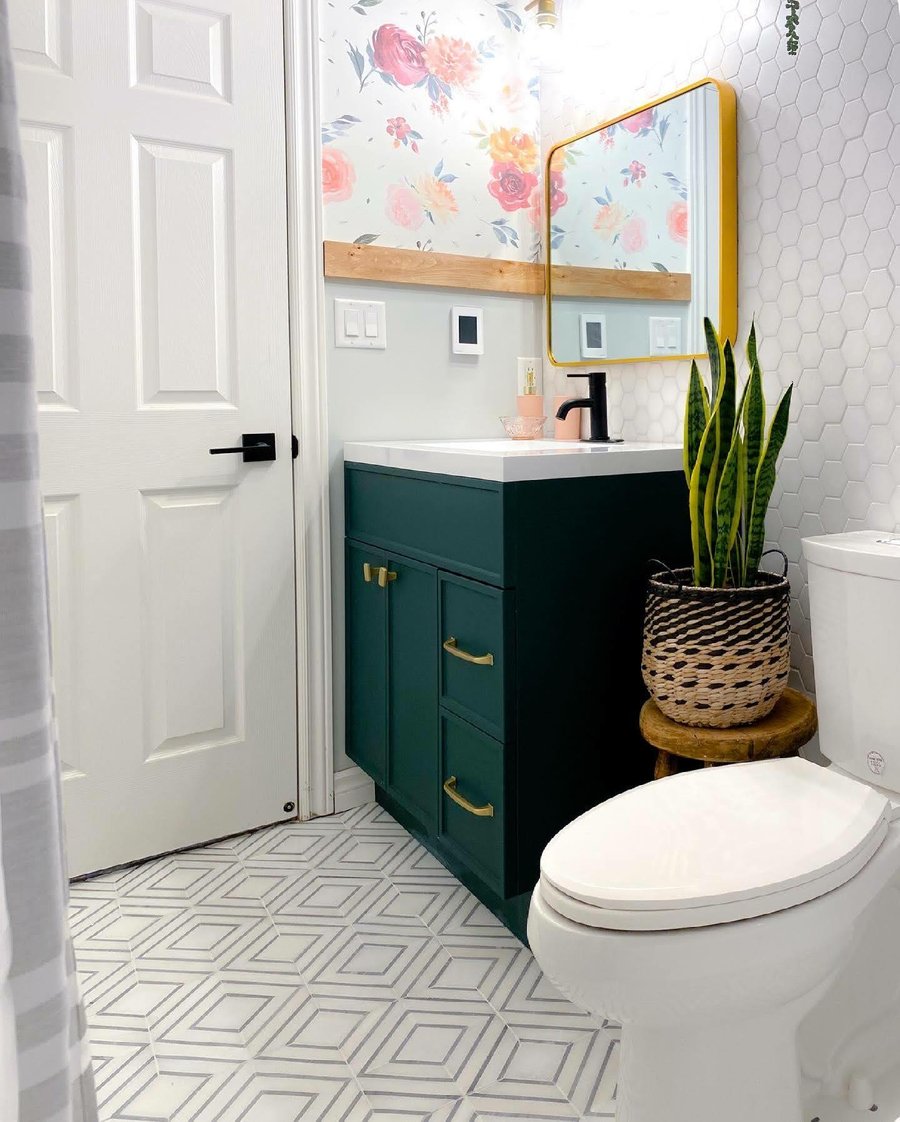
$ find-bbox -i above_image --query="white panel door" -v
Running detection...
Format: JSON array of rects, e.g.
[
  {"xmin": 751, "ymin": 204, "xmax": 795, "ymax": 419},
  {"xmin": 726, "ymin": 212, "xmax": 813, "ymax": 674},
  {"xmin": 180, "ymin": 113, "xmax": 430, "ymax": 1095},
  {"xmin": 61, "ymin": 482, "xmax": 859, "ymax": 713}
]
[{"xmin": 11, "ymin": 0, "xmax": 298, "ymax": 876}]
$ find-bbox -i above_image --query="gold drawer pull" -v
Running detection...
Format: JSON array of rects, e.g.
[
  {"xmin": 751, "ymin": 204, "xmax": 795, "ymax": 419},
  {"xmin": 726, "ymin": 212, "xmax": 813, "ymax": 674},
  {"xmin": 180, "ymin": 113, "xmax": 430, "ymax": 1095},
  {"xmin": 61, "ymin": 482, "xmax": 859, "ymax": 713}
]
[
  {"xmin": 378, "ymin": 567, "xmax": 397, "ymax": 588},
  {"xmin": 362, "ymin": 563, "xmax": 375, "ymax": 583},
  {"xmin": 443, "ymin": 637, "xmax": 494, "ymax": 666},
  {"xmin": 443, "ymin": 776, "xmax": 494, "ymax": 817}
]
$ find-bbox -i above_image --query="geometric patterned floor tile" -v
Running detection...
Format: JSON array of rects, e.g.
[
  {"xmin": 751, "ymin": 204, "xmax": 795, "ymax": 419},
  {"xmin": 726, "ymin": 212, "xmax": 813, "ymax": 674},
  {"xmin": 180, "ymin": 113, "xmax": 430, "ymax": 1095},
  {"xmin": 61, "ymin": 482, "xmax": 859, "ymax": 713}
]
[
  {"xmin": 349, "ymin": 996, "xmax": 510, "ymax": 1098},
  {"xmin": 472, "ymin": 1021, "xmax": 616, "ymax": 1114},
  {"xmin": 149, "ymin": 973, "xmax": 313, "ymax": 1062},
  {"xmin": 431, "ymin": 1095, "xmax": 583, "ymax": 1120},
  {"xmin": 428, "ymin": 892, "xmax": 525, "ymax": 947},
  {"xmin": 100, "ymin": 1053, "xmax": 240, "ymax": 1121},
  {"xmin": 258, "ymin": 990, "xmax": 391, "ymax": 1063},
  {"xmin": 408, "ymin": 943, "xmax": 533, "ymax": 1007},
  {"xmin": 237, "ymin": 823, "xmax": 349, "ymax": 867},
  {"xmin": 74, "ymin": 809, "xmax": 619, "ymax": 1121},
  {"xmin": 190, "ymin": 1058, "xmax": 365, "ymax": 1122},
  {"xmin": 492, "ymin": 956, "xmax": 605, "ymax": 1030},
  {"xmin": 89, "ymin": 1042, "xmax": 158, "ymax": 1116},
  {"xmin": 268, "ymin": 869, "xmax": 395, "ymax": 924},
  {"xmin": 303, "ymin": 924, "xmax": 447, "ymax": 1000},
  {"xmin": 316, "ymin": 830, "xmax": 423, "ymax": 873},
  {"xmin": 566, "ymin": 1036, "xmax": 619, "ymax": 1119}
]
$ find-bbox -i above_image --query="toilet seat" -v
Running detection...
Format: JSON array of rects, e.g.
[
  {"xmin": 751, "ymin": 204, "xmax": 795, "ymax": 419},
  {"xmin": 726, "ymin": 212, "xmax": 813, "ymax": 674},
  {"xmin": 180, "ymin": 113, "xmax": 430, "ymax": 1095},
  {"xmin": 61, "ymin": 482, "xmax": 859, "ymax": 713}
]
[{"xmin": 540, "ymin": 757, "xmax": 891, "ymax": 931}]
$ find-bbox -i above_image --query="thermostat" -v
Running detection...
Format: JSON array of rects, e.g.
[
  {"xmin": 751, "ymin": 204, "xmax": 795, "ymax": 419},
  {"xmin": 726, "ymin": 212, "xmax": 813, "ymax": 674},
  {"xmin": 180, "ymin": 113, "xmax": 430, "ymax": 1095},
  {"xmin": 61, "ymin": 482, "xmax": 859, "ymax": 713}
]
[
  {"xmin": 452, "ymin": 306, "xmax": 484, "ymax": 355},
  {"xmin": 580, "ymin": 313, "xmax": 607, "ymax": 359}
]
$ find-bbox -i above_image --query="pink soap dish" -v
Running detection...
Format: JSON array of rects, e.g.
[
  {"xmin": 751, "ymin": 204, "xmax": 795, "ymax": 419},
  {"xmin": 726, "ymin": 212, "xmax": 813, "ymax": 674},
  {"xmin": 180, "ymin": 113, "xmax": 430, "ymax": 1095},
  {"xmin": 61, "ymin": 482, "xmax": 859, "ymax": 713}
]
[{"xmin": 500, "ymin": 415, "xmax": 547, "ymax": 441}]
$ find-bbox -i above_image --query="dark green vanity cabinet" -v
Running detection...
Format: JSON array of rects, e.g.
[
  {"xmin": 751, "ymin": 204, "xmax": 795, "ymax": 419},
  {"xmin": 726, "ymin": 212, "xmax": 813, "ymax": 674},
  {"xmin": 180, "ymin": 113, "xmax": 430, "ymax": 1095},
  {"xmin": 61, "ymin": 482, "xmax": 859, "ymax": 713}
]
[{"xmin": 345, "ymin": 460, "xmax": 689, "ymax": 940}]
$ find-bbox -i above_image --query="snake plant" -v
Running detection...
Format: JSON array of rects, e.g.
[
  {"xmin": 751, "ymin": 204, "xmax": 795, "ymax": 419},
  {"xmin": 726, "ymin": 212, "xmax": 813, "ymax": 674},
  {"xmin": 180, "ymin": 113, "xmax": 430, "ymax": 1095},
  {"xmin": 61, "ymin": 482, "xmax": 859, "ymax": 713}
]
[{"xmin": 684, "ymin": 318, "xmax": 793, "ymax": 588}]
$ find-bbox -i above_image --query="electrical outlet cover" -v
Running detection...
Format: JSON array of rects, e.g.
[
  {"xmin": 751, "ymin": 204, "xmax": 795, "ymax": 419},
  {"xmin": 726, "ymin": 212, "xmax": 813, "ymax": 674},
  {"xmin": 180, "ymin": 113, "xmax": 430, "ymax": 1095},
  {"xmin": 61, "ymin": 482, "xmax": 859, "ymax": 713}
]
[{"xmin": 517, "ymin": 357, "xmax": 543, "ymax": 395}]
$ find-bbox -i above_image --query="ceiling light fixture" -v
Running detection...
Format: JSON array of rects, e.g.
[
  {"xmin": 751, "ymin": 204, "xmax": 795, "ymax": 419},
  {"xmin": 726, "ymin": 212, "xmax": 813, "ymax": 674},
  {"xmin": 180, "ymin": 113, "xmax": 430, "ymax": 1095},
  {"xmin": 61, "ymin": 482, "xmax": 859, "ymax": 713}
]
[{"xmin": 526, "ymin": 0, "xmax": 559, "ymax": 31}]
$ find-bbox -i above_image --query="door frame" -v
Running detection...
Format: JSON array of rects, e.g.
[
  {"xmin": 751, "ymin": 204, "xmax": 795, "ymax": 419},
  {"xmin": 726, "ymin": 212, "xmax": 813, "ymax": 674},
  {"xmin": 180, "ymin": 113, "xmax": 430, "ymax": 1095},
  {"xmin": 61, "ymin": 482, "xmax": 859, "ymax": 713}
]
[{"xmin": 284, "ymin": 0, "xmax": 333, "ymax": 820}]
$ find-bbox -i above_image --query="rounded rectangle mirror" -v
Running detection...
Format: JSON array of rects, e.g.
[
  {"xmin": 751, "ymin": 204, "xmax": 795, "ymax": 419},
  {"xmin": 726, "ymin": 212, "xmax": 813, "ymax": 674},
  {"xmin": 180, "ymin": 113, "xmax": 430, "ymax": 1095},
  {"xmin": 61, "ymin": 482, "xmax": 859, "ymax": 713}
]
[{"xmin": 546, "ymin": 78, "xmax": 737, "ymax": 366}]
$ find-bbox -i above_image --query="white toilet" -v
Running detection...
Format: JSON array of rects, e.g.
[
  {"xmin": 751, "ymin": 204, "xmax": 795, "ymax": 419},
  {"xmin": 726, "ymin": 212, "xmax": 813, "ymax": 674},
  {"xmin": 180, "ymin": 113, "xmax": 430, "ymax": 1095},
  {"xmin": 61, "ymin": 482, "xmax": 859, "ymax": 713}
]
[{"xmin": 528, "ymin": 531, "xmax": 900, "ymax": 1122}]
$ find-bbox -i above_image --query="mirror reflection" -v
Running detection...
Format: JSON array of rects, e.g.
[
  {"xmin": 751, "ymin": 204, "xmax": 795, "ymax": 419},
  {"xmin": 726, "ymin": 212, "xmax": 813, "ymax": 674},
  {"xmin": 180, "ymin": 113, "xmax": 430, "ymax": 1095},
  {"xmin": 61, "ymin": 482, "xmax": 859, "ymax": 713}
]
[{"xmin": 547, "ymin": 80, "xmax": 736, "ymax": 365}]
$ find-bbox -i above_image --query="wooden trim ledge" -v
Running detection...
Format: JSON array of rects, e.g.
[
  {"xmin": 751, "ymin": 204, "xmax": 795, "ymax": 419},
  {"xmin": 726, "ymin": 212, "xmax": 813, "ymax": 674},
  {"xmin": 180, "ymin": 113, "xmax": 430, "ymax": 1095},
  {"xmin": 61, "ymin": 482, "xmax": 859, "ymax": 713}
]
[
  {"xmin": 324, "ymin": 240, "xmax": 691, "ymax": 303},
  {"xmin": 550, "ymin": 264, "xmax": 691, "ymax": 302},
  {"xmin": 324, "ymin": 240, "xmax": 544, "ymax": 295}
]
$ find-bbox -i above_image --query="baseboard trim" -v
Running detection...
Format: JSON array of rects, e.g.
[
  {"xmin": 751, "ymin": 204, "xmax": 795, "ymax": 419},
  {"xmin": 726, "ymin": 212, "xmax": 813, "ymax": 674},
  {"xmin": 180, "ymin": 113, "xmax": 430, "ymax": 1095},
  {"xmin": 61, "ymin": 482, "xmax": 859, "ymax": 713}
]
[{"xmin": 333, "ymin": 765, "xmax": 375, "ymax": 813}]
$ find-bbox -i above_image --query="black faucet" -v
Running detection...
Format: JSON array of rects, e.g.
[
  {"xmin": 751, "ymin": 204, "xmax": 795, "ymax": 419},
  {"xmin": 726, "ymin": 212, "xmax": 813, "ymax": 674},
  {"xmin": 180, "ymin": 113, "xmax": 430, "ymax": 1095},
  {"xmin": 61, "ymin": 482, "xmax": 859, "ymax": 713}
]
[{"xmin": 555, "ymin": 371, "xmax": 623, "ymax": 444}]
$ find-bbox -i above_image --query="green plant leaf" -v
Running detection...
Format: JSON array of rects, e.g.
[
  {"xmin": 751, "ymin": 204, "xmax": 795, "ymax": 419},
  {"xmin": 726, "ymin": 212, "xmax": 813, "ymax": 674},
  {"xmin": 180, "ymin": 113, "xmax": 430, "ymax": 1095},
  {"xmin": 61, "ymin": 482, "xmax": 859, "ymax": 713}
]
[
  {"xmin": 689, "ymin": 412, "xmax": 716, "ymax": 587},
  {"xmin": 702, "ymin": 335, "xmax": 737, "ymax": 578},
  {"xmin": 683, "ymin": 359, "xmax": 710, "ymax": 487},
  {"xmin": 704, "ymin": 317, "xmax": 724, "ymax": 402},
  {"xmin": 702, "ymin": 425, "xmax": 720, "ymax": 583},
  {"xmin": 741, "ymin": 363, "xmax": 764, "ymax": 580},
  {"xmin": 718, "ymin": 339, "xmax": 738, "ymax": 445},
  {"xmin": 713, "ymin": 430, "xmax": 743, "ymax": 586},
  {"xmin": 747, "ymin": 318, "xmax": 760, "ymax": 377},
  {"xmin": 745, "ymin": 384, "xmax": 793, "ymax": 581}
]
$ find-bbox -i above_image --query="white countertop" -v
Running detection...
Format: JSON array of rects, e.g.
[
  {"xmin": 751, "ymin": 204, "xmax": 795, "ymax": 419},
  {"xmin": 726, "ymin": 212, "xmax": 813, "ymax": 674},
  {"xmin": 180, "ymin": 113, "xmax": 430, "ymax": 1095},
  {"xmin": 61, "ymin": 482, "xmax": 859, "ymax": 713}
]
[{"xmin": 344, "ymin": 438, "xmax": 683, "ymax": 483}]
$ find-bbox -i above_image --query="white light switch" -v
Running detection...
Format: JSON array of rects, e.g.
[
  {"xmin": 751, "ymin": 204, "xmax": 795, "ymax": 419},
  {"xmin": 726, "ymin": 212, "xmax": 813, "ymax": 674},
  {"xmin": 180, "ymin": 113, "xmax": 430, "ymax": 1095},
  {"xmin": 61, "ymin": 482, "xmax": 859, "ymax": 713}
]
[
  {"xmin": 334, "ymin": 299, "xmax": 387, "ymax": 349},
  {"xmin": 649, "ymin": 316, "xmax": 681, "ymax": 355}
]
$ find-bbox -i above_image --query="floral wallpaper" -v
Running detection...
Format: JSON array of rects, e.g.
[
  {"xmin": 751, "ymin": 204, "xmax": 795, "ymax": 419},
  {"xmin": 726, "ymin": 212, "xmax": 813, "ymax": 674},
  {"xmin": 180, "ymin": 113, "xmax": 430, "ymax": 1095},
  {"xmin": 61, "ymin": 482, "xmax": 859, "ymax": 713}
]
[
  {"xmin": 320, "ymin": 0, "xmax": 542, "ymax": 261},
  {"xmin": 550, "ymin": 98, "xmax": 691, "ymax": 273}
]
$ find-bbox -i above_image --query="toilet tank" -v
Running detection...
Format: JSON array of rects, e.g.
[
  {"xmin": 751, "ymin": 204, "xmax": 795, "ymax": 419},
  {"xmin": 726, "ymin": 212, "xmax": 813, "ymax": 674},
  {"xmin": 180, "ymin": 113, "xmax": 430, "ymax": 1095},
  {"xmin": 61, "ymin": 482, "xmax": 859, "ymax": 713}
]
[{"xmin": 803, "ymin": 532, "xmax": 900, "ymax": 795}]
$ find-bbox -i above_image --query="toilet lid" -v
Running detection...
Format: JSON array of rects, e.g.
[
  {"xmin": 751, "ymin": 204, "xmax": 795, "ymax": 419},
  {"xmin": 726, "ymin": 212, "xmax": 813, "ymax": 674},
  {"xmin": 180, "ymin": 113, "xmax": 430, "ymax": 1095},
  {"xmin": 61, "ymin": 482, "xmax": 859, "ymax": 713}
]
[{"xmin": 540, "ymin": 758, "xmax": 891, "ymax": 931}]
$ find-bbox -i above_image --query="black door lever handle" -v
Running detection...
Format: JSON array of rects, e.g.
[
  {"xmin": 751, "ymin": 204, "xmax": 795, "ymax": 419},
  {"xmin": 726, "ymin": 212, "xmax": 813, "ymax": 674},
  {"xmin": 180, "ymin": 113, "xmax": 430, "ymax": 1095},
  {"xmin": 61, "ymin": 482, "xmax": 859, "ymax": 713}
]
[{"xmin": 209, "ymin": 432, "xmax": 276, "ymax": 463}]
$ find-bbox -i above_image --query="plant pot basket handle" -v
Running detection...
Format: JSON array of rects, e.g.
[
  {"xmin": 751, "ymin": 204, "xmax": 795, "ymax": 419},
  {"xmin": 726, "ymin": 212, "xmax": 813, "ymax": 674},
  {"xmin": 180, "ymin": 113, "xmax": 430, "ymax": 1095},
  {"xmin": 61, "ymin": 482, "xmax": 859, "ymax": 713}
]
[
  {"xmin": 648, "ymin": 558, "xmax": 685, "ymax": 586},
  {"xmin": 760, "ymin": 548, "xmax": 789, "ymax": 580}
]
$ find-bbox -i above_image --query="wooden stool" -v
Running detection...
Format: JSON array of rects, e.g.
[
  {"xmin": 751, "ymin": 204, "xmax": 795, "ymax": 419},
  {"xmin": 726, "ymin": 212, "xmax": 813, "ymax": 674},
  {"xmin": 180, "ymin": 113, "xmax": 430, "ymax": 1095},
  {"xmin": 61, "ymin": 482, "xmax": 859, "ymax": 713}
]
[{"xmin": 640, "ymin": 688, "xmax": 818, "ymax": 780}]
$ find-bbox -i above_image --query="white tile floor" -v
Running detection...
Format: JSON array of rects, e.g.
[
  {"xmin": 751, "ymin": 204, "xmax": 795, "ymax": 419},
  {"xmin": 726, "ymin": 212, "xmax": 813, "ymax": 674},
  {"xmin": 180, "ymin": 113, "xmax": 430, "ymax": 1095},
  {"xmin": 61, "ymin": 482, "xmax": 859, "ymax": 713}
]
[{"xmin": 70, "ymin": 802, "xmax": 620, "ymax": 1120}]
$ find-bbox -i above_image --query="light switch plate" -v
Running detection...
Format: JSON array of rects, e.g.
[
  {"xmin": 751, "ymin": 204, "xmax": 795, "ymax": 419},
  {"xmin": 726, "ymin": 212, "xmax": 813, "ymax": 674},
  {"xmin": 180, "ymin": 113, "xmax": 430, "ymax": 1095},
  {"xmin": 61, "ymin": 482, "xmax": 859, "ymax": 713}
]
[
  {"xmin": 334, "ymin": 299, "xmax": 387, "ymax": 349},
  {"xmin": 649, "ymin": 316, "xmax": 681, "ymax": 355}
]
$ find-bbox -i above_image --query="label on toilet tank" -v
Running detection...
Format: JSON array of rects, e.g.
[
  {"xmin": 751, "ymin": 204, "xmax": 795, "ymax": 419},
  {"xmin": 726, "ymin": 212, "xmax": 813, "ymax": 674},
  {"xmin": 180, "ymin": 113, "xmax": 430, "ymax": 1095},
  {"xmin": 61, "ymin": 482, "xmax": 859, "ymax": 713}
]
[{"xmin": 867, "ymin": 750, "xmax": 886, "ymax": 776}]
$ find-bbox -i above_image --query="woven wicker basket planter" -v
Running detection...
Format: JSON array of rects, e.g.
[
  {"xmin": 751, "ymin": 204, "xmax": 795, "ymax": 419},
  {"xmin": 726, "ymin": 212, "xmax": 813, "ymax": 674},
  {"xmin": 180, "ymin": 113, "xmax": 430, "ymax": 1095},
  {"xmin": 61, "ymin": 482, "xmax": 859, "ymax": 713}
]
[{"xmin": 641, "ymin": 566, "xmax": 791, "ymax": 729}]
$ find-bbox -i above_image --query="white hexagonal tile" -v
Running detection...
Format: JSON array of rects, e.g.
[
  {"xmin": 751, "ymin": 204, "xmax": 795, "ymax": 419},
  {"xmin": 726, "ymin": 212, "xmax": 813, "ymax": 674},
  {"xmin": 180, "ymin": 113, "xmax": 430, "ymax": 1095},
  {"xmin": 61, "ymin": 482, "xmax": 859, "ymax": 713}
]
[
  {"xmin": 543, "ymin": 0, "xmax": 900, "ymax": 701},
  {"xmin": 819, "ymin": 424, "xmax": 849, "ymax": 463}
]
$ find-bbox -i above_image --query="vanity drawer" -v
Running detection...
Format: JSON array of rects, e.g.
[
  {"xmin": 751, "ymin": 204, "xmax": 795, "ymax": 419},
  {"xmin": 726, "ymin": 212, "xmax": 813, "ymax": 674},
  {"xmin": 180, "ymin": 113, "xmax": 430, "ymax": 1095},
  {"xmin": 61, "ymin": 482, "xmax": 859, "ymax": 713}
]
[
  {"xmin": 439, "ymin": 713, "xmax": 507, "ymax": 896},
  {"xmin": 439, "ymin": 573, "xmax": 512, "ymax": 740},
  {"xmin": 345, "ymin": 464, "xmax": 507, "ymax": 584}
]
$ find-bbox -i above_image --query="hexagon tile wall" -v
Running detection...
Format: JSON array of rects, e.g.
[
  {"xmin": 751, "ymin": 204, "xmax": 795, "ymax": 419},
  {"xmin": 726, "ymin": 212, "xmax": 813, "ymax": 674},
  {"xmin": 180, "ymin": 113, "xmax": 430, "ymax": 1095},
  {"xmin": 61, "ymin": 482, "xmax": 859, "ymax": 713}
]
[{"xmin": 541, "ymin": 0, "xmax": 900, "ymax": 693}]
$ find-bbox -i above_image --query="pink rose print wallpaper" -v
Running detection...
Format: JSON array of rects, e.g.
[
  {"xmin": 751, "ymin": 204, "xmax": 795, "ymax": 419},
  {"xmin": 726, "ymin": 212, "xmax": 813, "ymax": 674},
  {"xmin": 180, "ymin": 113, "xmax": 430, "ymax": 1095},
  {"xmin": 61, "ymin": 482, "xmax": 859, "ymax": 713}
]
[
  {"xmin": 320, "ymin": 0, "xmax": 541, "ymax": 260},
  {"xmin": 550, "ymin": 98, "xmax": 691, "ymax": 273}
]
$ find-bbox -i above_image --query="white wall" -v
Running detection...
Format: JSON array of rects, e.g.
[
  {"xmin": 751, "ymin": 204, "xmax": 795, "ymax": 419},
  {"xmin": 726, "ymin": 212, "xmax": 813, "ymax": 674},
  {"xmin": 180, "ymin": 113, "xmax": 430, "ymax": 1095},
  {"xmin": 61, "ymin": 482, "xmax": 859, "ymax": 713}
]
[
  {"xmin": 327, "ymin": 279, "xmax": 541, "ymax": 768},
  {"xmin": 540, "ymin": 0, "xmax": 900, "ymax": 694}
]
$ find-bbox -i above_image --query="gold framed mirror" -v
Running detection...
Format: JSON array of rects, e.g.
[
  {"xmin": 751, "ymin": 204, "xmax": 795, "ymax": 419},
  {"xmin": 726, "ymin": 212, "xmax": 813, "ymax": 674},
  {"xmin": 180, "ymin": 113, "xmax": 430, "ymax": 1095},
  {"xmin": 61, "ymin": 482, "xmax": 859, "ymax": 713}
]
[{"xmin": 545, "ymin": 78, "xmax": 737, "ymax": 367}]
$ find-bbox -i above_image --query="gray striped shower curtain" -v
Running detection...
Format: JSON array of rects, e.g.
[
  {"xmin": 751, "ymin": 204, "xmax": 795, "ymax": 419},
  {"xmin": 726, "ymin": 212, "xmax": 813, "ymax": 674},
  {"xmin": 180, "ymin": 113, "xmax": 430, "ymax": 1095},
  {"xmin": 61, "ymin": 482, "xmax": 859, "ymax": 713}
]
[{"xmin": 0, "ymin": 3, "xmax": 96, "ymax": 1119}]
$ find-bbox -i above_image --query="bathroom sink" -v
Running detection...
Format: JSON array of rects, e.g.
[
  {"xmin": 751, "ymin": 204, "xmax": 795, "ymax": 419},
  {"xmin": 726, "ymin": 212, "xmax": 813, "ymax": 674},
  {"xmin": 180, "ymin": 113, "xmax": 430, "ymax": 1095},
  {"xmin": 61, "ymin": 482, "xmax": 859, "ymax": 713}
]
[{"xmin": 344, "ymin": 438, "xmax": 682, "ymax": 482}]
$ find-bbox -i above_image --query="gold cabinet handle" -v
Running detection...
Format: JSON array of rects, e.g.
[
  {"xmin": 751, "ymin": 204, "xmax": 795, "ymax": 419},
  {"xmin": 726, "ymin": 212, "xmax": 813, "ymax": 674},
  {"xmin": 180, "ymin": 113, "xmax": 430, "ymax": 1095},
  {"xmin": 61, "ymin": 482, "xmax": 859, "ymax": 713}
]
[
  {"xmin": 443, "ymin": 776, "xmax": 494, "ymax": 818},
  {"xmin": 362, "ymin": 564, "xmax": 397, "ymax": 587},
  {"xmin": 443, "ymin": 637, "xmax": 494, "ymax": 666}
]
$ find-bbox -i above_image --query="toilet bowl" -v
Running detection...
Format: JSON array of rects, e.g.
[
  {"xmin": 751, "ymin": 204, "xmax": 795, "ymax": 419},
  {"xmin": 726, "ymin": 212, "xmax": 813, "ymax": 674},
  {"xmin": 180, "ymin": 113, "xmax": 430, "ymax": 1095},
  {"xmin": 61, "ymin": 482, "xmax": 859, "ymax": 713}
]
[{"xmin": 528, "ymin": 532, "xmax": 900, "ymax": 1122}]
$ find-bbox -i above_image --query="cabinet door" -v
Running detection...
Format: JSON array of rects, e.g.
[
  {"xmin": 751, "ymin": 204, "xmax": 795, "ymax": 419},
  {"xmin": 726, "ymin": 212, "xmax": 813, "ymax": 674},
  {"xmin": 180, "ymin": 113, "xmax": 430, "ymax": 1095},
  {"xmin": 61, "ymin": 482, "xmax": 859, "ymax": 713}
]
[
  {"xmin": 387, "ymin": 554, "xmax": 439, "ymax": 830},
  {"xmin": 346, "ymin": 541, "xmax": 387, "ymax": 785}
]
